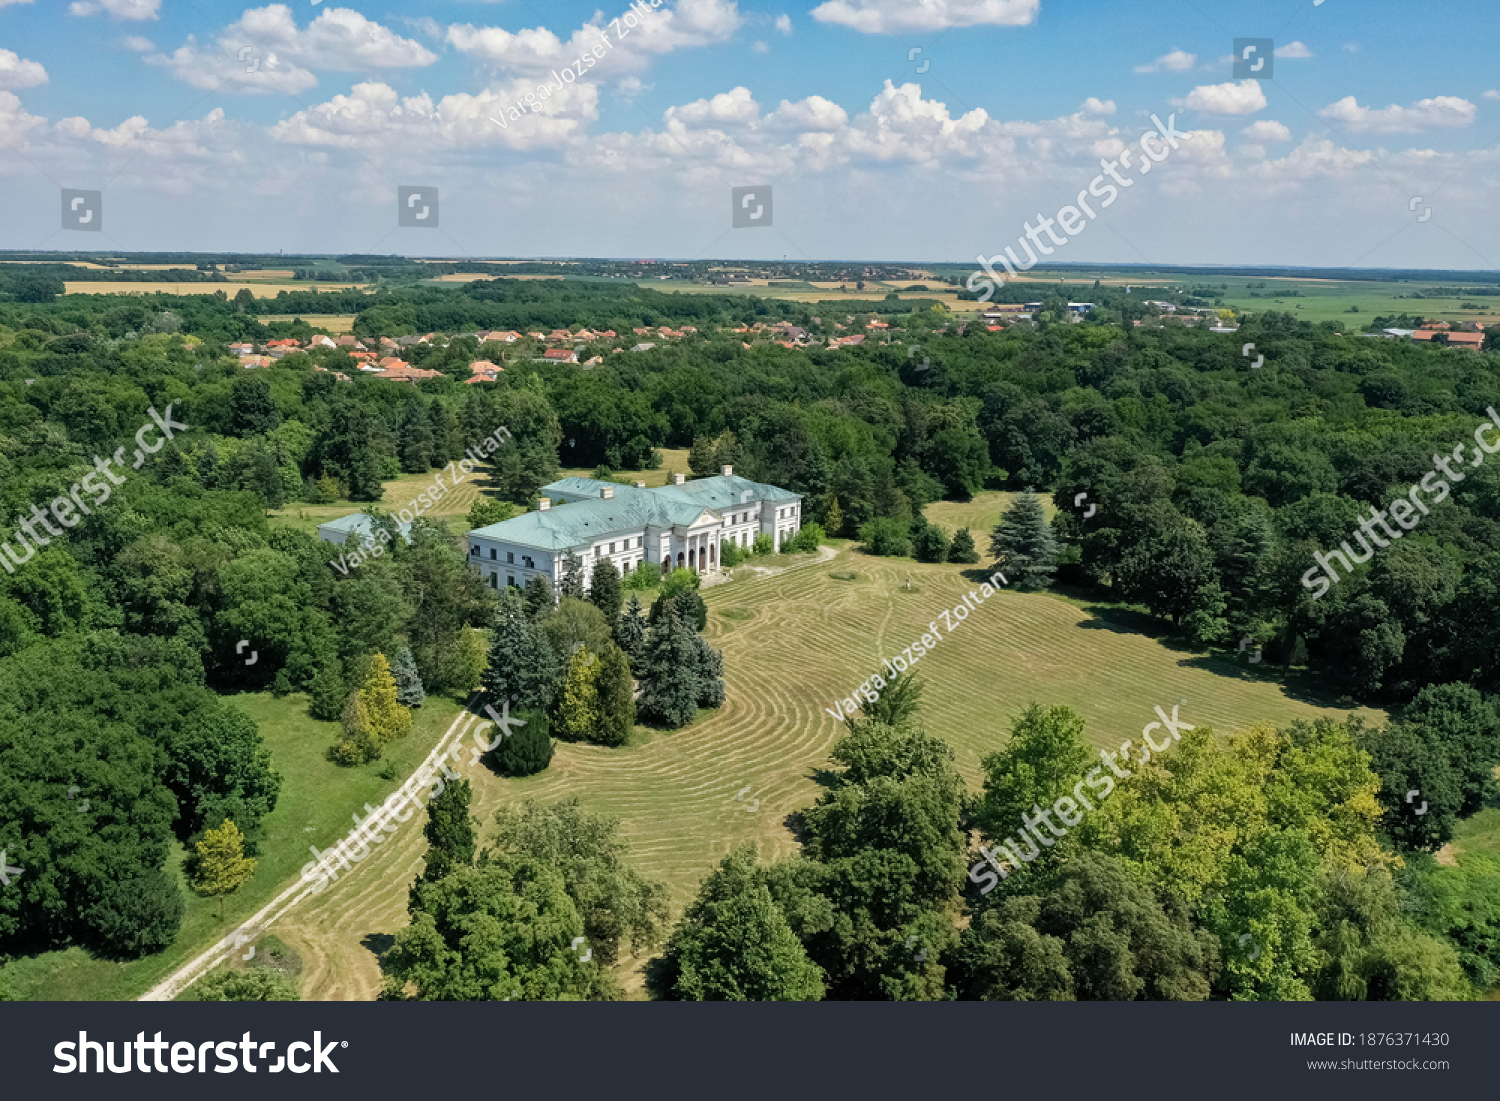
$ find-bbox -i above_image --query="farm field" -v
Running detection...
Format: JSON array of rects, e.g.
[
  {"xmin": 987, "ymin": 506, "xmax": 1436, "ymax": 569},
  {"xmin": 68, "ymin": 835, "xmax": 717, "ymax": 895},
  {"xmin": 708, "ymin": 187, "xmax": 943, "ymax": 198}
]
[
  {"xmin": 64, "ymin": 281, "xmax": 366, "ymax": 297},
  {"xmin": 261, "ymin": 314, "xmax": 358, "ymax": 333}
]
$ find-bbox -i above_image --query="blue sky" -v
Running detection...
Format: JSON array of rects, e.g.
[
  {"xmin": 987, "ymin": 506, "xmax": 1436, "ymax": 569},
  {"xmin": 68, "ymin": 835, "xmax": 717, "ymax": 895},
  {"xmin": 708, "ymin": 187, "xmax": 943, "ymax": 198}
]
[{"xmin": 2, "ymin": 0, "xmax": 1498, "ymax": 267}]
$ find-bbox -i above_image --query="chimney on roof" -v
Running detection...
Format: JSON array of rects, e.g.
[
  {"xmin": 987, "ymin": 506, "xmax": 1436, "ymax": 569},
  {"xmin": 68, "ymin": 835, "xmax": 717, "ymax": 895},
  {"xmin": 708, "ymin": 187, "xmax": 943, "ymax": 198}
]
[
  {"xmin": 601, "ymin": 486, "xmax": 614, "ymax": 499},
  {"xmin": 538, "ymin": 498, "xmax": 551, "ymax": 511},
  {"xmin": 673, "ymin": 473, "xmax": 686, "ymax": 485},
  {"xmin": 633, "ymin": 480, "xmax": 646, "ymax": 489},
  {"xmin": 721, "ymin": 465, "xmax": 733, "ymax": 478}
]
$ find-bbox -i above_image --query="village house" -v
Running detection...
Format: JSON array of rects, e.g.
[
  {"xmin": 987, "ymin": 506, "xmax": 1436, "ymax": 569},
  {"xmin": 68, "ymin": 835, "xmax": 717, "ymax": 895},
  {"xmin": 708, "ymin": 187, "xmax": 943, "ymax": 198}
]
[
  {"xmin": 465, "ymin": 468, "xmax": 803, "ymax": 593},
  {"xmin": 544, "ymin": 348, "xmax": 579, "ymax": 364}
]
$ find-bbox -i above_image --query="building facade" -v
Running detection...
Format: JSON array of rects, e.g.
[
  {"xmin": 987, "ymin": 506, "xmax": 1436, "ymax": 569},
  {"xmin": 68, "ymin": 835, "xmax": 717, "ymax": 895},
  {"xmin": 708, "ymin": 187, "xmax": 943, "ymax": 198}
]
[{"xmin": 465, "ymin": 466, "xmax": 803, "ymax": 592}]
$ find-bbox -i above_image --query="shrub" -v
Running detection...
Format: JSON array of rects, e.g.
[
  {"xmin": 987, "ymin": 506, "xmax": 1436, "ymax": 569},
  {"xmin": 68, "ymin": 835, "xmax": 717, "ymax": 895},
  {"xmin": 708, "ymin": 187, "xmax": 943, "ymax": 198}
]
[
  {"xmin": 493, "ymin": 708, "xmax": 554, "ymax": 776},
  {"xmin": 912, "ymin": 523, "xmax": 951, "ymax": 563},
  {"xmin": 859, "ymin": 517, "xmax": 913, "ymax": 558},
  {"xmin": 752, "ymin": 533, "xmax": 774, "ymax": 557}
]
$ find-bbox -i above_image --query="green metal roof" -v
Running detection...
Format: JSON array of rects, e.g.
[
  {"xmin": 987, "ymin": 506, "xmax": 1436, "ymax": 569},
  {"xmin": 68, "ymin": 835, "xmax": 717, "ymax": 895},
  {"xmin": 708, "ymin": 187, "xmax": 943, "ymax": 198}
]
[
  {"xmin": 469, "ymin": 474, "xmax": 801, "ymax": 551},
  {"xmin": 651, "ymin": 474, "xmax": 802, "ymax": 507}
]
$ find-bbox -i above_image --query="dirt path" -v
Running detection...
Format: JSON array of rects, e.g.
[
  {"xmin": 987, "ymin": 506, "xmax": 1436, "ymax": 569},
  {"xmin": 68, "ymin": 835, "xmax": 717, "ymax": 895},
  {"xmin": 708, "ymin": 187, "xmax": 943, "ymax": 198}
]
[{"xmin": 139, "ymin": 702, "xmax": 485, "ymax": 1002}]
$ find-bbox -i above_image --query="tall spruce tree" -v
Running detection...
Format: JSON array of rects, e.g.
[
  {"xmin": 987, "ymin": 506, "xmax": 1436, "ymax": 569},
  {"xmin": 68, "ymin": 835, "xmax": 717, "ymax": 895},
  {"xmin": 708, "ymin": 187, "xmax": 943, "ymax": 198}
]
[
  {"xmin": 988, "ymin": 489, "xmax": 1059, "ymax": 592},
  {"xmin": 617, "ymin": 594, "xmax": 647, "ymax": 665},
  {"xmin": 391, "ymin": 646, "xmax": 426, "ymax": 708},
  {"xmin": 483, "ymin": 591, "xmax": 561, "ymax": 713},
  {"xmin": 589, "ymin": 559, "xmax": 623, "ymax": 625},
  {"xmin": 693, "ymin": 635, "xmax": 726, "ymax": 709},
  {"xmin": 523, "ymin": 573, "xmax": 555, "ymax": 621},
  {"xmin": 637, "ymin": 601, "xmax": 703, "ymax": 728},
  {"xmin": 559, "ymin": 551, "xmax": 586, "ymax": 600},
  {"xmin": 593, "ymin": 641, "xmax": 636, "ymax": 747}
]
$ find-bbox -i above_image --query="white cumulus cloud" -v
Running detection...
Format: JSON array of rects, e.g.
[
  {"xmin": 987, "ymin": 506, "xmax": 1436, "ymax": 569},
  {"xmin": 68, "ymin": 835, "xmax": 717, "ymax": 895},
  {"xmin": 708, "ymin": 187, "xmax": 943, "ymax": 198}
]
[
  {"xmin": 1181, "ymin": 80, "xmax": 1266, "ymax": 116},
  {"xmin": 666, "ymin": 86, "xmax": 759, "ymax": 127},
  {"xmin": 1134, "ymin": 48, "xmax": 1195, "ymax": 73},
  {"xmin": 1242, "ymin": 119, "xmax": 1290, "ymax": 142},
  {"xmin": 148, "ymin": 5, "xmax": 436, "ymax": 96},
  {"xmin": 1318, "ymin": 94, "xmax": 1475, "ymax": 133},
  {"xmin": 775, "ymin": 13, "xmax": 792, "ymax": 33},
  {"xmin": 810, "ymin": 0, "xmax": 1037, "ymax": 34},
  {"xmin": 447, "ymin": 0, "xmax": 742, "ymax": 79},
  {"xmin": 1274, "ymin": 41, "xmax": 1313, "ymax": 58},
  {"xmin": 0, "ymin": 49, "xmax": 47, "ymax": 89},
  {"xmin": 1080, "ymin": 97, "xmax": 1115, "ymax": 116}
]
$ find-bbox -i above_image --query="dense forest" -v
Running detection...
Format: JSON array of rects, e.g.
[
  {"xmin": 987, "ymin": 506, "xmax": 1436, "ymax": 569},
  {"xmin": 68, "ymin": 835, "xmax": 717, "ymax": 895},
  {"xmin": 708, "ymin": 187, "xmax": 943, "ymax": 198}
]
[{"xmin": 0, "ymin": 276, "xmax": 1496, "ymax": 998}]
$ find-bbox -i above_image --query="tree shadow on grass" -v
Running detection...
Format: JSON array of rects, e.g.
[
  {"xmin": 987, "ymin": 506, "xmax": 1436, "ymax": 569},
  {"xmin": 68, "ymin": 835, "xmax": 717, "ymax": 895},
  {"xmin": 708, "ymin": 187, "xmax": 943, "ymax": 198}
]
[{"xmin": 361, "ymin": 932, "xmax": 395, "ymax": 961}]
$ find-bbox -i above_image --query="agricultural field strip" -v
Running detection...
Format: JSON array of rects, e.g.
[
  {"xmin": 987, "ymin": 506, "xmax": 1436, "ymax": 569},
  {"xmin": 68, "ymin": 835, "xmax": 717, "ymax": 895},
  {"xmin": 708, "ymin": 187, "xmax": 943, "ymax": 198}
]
[{"xmin": 139, "ymin": 702, "xmax": 485, "ymax": 1001}]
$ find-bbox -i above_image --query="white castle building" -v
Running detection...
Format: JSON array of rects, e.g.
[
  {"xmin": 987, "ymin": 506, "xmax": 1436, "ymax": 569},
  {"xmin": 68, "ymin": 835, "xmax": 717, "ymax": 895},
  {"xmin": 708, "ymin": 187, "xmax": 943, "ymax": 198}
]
[{"xmin": 466, "ymin": 466, "xmax": 803, "ymax": 591}]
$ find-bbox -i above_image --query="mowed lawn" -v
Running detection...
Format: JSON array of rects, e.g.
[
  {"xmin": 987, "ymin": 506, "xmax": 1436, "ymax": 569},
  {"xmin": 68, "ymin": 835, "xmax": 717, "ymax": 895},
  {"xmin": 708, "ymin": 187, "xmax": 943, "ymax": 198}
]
[{"xmin": 272, "ymin": 532, "xmax": 1378, "ymax": 1001}]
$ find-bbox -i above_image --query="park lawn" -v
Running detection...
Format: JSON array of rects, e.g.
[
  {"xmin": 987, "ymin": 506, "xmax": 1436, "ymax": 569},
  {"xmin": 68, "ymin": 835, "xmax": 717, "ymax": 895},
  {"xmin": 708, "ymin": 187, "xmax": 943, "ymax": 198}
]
[
  {"xmin": 271, "ymin": 538, "xmax": 1378, "ymax": 1002},
  {"xmin": 6, "ymin": 692, "xmax": 466, "ymax": 1001},
  {"xmin": 923, "ymin": 489, "xmax": 1056, "ymax": 540}
]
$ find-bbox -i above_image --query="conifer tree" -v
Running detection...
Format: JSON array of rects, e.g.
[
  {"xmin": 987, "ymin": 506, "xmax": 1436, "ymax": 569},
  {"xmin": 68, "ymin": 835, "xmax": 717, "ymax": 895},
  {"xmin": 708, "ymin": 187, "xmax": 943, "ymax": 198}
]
[
  {"xmin": 494, "ymin": 708, "xmax": 554, "ymax": 777},
  {"xmin": 191, "ymin": 819, "xmax": 257, "ymax": 920},
  {"xmin": 688, "ymin": 436, "xmax": 718, "ymax": 478},
  {"xmin": 559, "ymin": 550, "xmax": 586, "ymax": 600},
  {"xmin": 412, "ymin": 778, "xmax": 475, "ymax": 913},
  {"xmin": 637, "ymin": 601, "xmax": 702, "ymax": 728},
  {"xmin": 523, "ymin": 573, "xmax": 555, "ymax": 621},
  {"xmin": 589, "ymin": 559, "xmax": 623, "ymax": 625},
  {"xmin": 949, "ymin": 527, "xmax": 979, "ymax": 564},
  {"xmin": 824, "ymin": 496, "xmax": 844, "ymax": 538},
  {"xmin": 988, "ymin": 489, "xmax": 1059, "ymax": 592},
  {"xmin": 483, "ymin": 591, "xmax": 561, "ymax": 713},
  {"xmin": 360, "ymin": 653, "xmax": 412, "ymax": 745},
  {"xmin": 308, "ymin": 657, "xmax": 345, "ymax": 721},
  {"xmin": 391, "ymin": 646, "xmax": 426, "ymax": 708},
  {"xmin": 593, "ymin": 641, "xmax": 636, "ymax": 747},
  {"xmin": 552, "ymin": 647, "xmax": 601, "ymax": 742},
  {"xmin": 617, "ymin": 594, "xmax": 647, "ymax": 665},
  {"xmin": 693, "ymin": 634, "xmax": 726, "ymax": 709}
]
